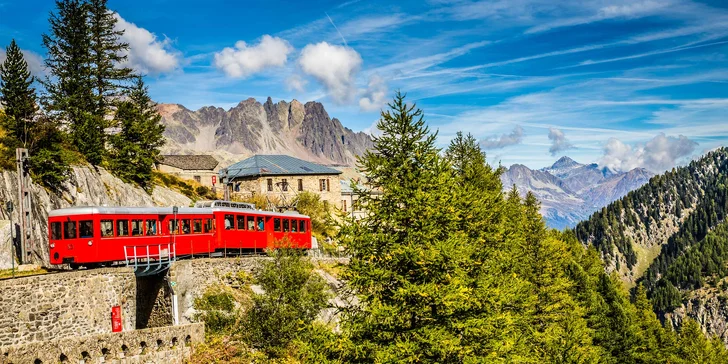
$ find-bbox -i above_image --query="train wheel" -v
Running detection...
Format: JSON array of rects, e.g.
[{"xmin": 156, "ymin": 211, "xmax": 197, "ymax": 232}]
[{"xmin": 69, "ymin": 263, "xmax": 80, "ymax": 270}]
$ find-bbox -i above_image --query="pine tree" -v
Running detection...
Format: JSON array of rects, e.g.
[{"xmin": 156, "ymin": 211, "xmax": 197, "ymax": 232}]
[
  {"xmin": 339, "ymin": 92, "xmax": 477, "ymax": 362},
  {"xmin": 42, "ymin": 0, "xmax": 104, "ymax": 165},
  {"xmin": 0, "ymin": 39, "xmax": 37, "ymax": 152},
  {"xmin": 108, "ymin": 76, "xmax": 165, "ymax": 191},
  {"xmin": 88, "ymin": 0, "xmax": 133, "ymax": 116}
]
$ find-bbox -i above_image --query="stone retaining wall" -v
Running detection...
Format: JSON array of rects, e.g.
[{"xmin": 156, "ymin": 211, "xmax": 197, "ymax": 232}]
[
  {"xmin": 169, "ymin": 257, "xmax": 259, "ymax": 324},
  {"xmin": 0, "ymin": 322, "xmax": 204, "ymax": 364},
  {"xmin": 0, "ymin": 268, "xmax": 136, "ymax": 346}
]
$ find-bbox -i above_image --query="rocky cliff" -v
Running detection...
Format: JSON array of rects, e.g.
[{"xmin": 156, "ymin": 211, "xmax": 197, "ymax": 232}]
[
  {"xmin": 0, "ymin": 167, "xmax": 191, "ymax": 268},
  {"xmin": 158, "ymin": 97, "xmax": 373, "ymax": 167}
]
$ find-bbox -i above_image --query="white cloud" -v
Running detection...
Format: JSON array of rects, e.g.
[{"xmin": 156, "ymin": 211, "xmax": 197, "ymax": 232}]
[
  {"xmin": 480, "ymin": 126, "xmax": 524, "ymax": 149},
  {"xmin": 114, "ymin": 14, "xmax": 180, "ymax": 74},
  {"xmin": 362, "ymin": 119, "xmax": 383, "ymax": 137},
  {"xmin": 299, "ymin": 42, "xmax": 362, "ymax": 104},
  {"xmin": 548, "ymin": 127, "xmax": 574, "ymax": 156},
  {"xmin": 600, "ymin": 133, "xmax": 698, "ymax": 172},
  {"xmin": 0, "ymin": 48, "xmax": 45, "ymax": 76},
  {"xmin": 214, "ymin": 35, "xmax": 293, "ymax": 78},
  {"xmin": 359, "ymin": 75, "xmax": 387, "ymax": 112},
  {"xmin": 285, "ymin": 74, "xmax": 307, "ymax": 92}
]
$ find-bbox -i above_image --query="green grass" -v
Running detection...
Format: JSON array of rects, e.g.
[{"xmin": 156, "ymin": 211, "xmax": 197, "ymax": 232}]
[{"xmin": 0, "ymin": 267, "xmax": 48, "ymax": 280}]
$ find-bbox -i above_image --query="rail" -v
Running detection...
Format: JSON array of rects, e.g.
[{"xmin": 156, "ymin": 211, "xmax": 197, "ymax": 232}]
[{"xmin": 123, "ymin": 243, "xmax": 176, "ymax": 276}]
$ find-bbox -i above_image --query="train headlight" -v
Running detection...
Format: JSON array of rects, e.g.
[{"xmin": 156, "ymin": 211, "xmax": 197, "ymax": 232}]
[
  {"xmin": 50, "ymin": 243, "xmax": 55, "ymax": 248},
  {"xmin": 88, "ymin": 241, "xmax": 93, "ymax": 246}
]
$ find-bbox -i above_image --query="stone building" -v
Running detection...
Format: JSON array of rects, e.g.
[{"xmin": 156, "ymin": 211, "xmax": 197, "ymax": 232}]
[
  {"xmin": 222, "ymin": 154, "xmax": 342, "ymax": 206},
  {"xmin": 156, "ymin": 155, "xmax": 220, "ymax": 188},
  {"xmin": 340, "ymin": 179, "xmax": 382, "ymax": 219}
]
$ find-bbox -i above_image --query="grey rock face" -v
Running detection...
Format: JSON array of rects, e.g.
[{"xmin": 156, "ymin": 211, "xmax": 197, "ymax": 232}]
[
  {"xmin": 0, "ymin": 167, "xmax": 191, "ymax": 268},
  {"xmin": 158, "ymin": 97, "xmax": 373, "ymax": 166},
  {"xmin": 501, "ymin": 157, "xmax": 653, "ymax": 229}
]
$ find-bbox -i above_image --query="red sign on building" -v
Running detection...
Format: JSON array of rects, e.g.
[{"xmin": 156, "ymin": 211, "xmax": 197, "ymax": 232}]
[
  {"xmin": 212, "ymin": 175, "xmax": 217, "ymax": 185},
  {"xmin": 111, "ymin": 306, "xmax": 122, "ymax": 332}
]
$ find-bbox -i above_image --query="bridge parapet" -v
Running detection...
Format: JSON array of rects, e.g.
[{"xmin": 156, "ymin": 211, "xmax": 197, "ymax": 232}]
[{"xmin": 0, "ymin": 322, "xmax": 204, "ymax": 364}]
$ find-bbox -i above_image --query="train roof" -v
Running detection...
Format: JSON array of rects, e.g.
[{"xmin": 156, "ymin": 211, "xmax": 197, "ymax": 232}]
[{"xmin": 48, "ymin": 206, "xmax": 310, "ymax": 219}]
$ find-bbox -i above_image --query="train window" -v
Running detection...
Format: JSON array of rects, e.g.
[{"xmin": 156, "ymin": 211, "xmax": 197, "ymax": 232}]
[
  {"xmin": 131, "ymin": 220, "xmax": 143, "ymax": 236},
  {"xmin": 79, "ymin": 220, "xmax": 94, "ymax": 238},
  {"xmin": 181, "ymin": 219, "xmax": 191, "ymax": 234},
  {"xmin": 274, "ymin": 218, "xmax": 281, "ymax": 232},
  {"xmin": 169, "ymin": 220, "xmax": 179, "ymax": 235},
  {"xmin": 299, "ymin": 220, "xmax": 306, "ymax": 233},
  {"xmin": 247, "ymin": 216, "xmax": 255, "ymax": 231},
  {"xmin": 237, "ymin": 215, "xmax": 245, "ymax": 230},
  {"xmin": 204, "ymin": 218, "xmax": 214, "ymax": 233},
  {"xmin": 224, "ymin": 215, "xmax": 234, "ymax": 230},
  {"xmin": 101, "ymin": 220, "xmax": 113, "ymax": 237},
  {"xmin": 257, "ymin": 217, "xmax": 264, "ymax": 231},
  {"xmin": 193, "ymin": 219, "xmax": 202, "ymax": 233},
  {"xmin": 291, "ymin": 219, "xmax": 297, "ymax": 233},
  {"xmin": 64, "ymin": 221, "xmax": 77, "ymax": 239},
  {"xmin": 283, "ymin": 219, "xmax": 289, "ymax": 232},
  {"xmin": 117, "ymin": 220, "xmax": 129, "ymax": 236},
  {"xmin": 145, "ymin": 220, "xmax": 157, "ymax": 236},
  {"xmin": 51, "ymin": 222, "xmax": 61, "ymax": 240}
]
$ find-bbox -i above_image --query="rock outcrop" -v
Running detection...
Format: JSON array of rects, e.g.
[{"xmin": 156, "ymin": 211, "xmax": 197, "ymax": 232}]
[
  {"xmin": 0, "ymin": 166, "xmax": 191, "ymax": 268},
  {"xmin": 158, "ymin": 97, "xmax": 373, "ymax": 167}
]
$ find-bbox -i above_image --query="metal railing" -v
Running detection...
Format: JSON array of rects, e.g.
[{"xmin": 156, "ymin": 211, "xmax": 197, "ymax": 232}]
[{"xmin": 124, "ymin": 243, "xmax": 176, "ymax": 276}]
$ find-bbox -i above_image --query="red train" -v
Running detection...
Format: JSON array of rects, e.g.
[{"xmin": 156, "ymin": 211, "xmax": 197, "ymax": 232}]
[{"xmin": 48, "ymin": 201, "xmax": 311, "ymax": 268}]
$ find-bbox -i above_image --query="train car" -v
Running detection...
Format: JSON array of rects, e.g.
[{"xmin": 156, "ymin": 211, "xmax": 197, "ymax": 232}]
[
  {"xmin": 48, "ymin": 202, "xmax": 312, "ymax": 268},
  {"xmin": 214, "ymin": 208, "xmax": 311, "ymax": 250}
]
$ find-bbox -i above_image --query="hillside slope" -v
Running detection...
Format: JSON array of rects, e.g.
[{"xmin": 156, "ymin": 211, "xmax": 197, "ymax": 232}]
[
  {"xmin": 575, "ymin": 148, "xmax": 728, "ymax": 342},
  {"xmin": 158, "ymin": 97, "xmax": 373, "ymax": 166}
]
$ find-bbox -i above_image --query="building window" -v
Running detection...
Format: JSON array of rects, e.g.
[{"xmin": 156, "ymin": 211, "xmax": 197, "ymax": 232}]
[
  {"xmin": 282, "ymin": 178, "xmax": 288, "ymax": 191},
  {"xmin": 298, "ymin": 179, "xmax": 303, "ymax": 191},
  {"xmin": 319, "ymin": 179, "xmax": 328, "ymax": 191},
  {"xmin": 267, "ymin": 178, "xmax": 273, "ymax": 191},
  {"xmin": 194, "ymin": 175, "xmax": 201, "ymax": 183},
  {"xmin": 342, "ymin": 200, "xmax": 347, "ymax": 212}
]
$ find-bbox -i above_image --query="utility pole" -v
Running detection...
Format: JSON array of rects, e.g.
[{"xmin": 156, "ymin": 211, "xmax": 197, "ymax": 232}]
[
  {"xmin": 221, "ymin": 168, "xmax": 230, "ymax": 201},
  {"xmin": 6, "ymin": 201, "xmax": 14, "ymax": 278},
  {"xmin": 15, "ymin": 148, "xmax": 31, "ymax": 264}
]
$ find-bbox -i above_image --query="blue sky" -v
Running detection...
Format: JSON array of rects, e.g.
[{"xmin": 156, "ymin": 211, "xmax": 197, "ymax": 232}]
[{"xmin": 1, "ymin": 0, "xmax": 727, "ymax": 171}]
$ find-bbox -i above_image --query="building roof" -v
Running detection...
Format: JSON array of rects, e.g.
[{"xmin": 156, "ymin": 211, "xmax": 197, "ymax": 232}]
[
  {"xmin": 158, "ymin": 155, "xmax": 219, "ymax": 171},
  {"xmin": 224, "ymin": 154, "xmax": 342, "ymax": 179}
]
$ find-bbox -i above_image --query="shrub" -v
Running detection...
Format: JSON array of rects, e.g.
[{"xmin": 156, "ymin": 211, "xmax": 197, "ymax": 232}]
[{"xmin": 242, "ymin": 246, "xmax": 330, "ymax": 357}]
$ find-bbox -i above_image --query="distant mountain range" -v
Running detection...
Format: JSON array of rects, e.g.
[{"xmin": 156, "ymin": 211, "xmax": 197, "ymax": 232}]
[
  {"xmin": 157, "ymin": 97, "xmax": 373, "ymax": 166},
  {"xmin": 501, "ymin": 156, "xmax": 654, "ymax": 229}
]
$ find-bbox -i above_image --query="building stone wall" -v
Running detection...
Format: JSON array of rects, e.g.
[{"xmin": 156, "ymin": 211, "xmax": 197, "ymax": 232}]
[
  {"xmin": 0, "ymin": 268, "xmax": 136, "ymax": 347},
  {"xmin": 230, "ymin": 174, "xmax": 342, "ymax": 207},
  {"xmin": 0, "ymin": 322, "xmax": 204, "ymax": 364}
]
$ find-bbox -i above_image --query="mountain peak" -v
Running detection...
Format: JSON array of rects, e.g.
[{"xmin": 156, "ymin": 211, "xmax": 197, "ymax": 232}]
[{"xmin": 551, "ymin": 156, "xmax": 580, "ymax": 169}]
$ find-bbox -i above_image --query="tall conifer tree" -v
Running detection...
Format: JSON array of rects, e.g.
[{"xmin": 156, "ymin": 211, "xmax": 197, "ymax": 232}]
[
  {"xmin": 108, "ymin": 76, "xmax": 164, "ymax": 191},
  {"xmin": 42, "ymin": 0, "xmax": 111, "ymax": 165},
  {"xmin": 88, "ymin": 0, "xmax": 133, "ymax": 115},
  {"xmin": 0, "ymin": 39, "xmax": 37, "ymax": 150}
]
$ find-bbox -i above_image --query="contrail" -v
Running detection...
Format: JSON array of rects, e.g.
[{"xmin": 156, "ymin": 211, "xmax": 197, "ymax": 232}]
[{"xmin": 325, "ymin": 12, "xmax": 348, "ymax": 47}]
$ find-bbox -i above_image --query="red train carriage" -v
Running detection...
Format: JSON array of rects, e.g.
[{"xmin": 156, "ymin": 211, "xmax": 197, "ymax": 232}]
[{"xmin": 48, "ymin": 202, "xmax": 311, "ymax": 267}]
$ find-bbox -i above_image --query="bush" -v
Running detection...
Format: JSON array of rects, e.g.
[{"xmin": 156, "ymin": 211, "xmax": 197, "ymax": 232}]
[
  {"xmin": 242, "ymin": 246, "xmax": 330, "ymax": 357},
  {"xmin": 193, "ymin": 285, "xmax": 245, "ymax": 335},
  {"xmin": 294, "ymin": 191, "xmax": 336, "ymax": 238}
]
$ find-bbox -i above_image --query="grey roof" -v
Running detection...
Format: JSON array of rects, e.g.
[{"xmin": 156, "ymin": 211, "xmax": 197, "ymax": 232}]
[
  {"xmin": 223, "ymin": 155, "xmax": 342, "ymax": 179},
  {"xmin": 158, "ymin": 155, "xmax": 219, "ymax": 171}
]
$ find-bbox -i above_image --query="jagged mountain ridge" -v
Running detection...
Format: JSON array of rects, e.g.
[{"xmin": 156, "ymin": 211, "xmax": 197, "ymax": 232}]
[
  {"xmin": 158, "ymin": 97, "xmax": 373, "ymax": 166},
  {"xmin": 501, "ymin": 156, "xmax": 653, "ymax": 229}
]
